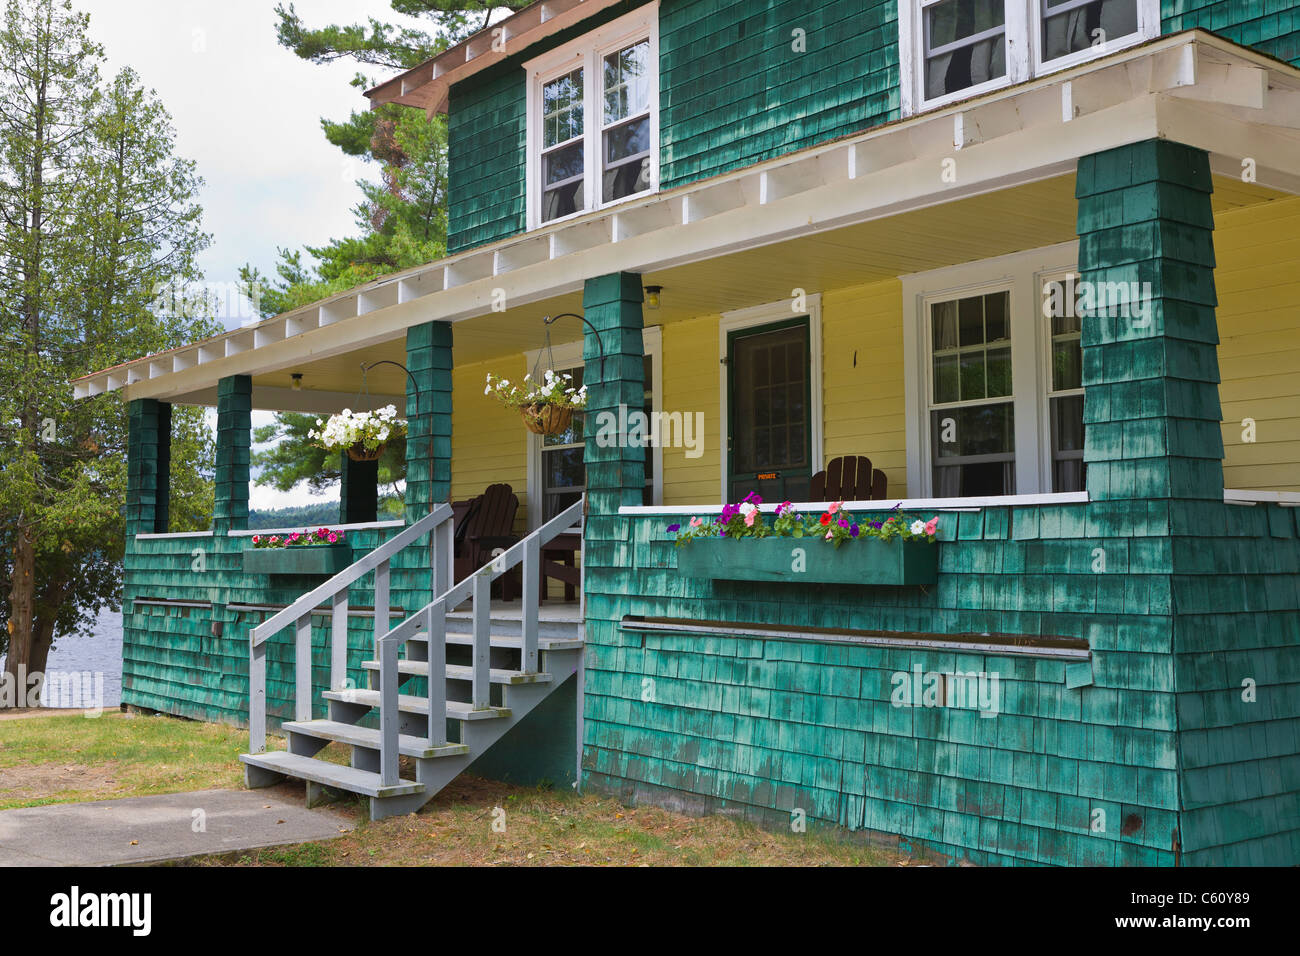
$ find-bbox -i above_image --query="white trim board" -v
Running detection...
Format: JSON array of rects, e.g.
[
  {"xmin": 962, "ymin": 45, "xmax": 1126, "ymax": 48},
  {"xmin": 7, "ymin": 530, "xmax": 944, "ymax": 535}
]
[
  {"xmin": 620, "ymin": 491, "xmax": 1090, "ymax": 515},
  {"xmin": 718, "ymin": 295, "xmax": 824, "ymax": 504}
]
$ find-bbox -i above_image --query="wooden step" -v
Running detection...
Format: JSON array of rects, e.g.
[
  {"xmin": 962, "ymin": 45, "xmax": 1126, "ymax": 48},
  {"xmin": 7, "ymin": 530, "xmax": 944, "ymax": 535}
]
[
  {"xmin": 322, "ymin": 688, "xmax": 511, "ymax": 720},
  {"xmin": 239, "ymin": 751, "xmax": 422, "ymax": 798},
  {"xmin": 282, "ymin": 719, "xmax": 470, "ymax": 759},
  {"xmin": 411, "ymin": 631, "xmax": 584, "ymax": 652},
  {"xmin": 360, "ymin": 660, "xmax": 552, "ymax": 684}
]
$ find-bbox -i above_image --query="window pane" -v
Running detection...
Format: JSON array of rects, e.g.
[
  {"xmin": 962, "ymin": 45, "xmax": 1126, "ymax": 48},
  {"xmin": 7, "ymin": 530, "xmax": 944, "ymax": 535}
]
[
  {"xmin": 959, "ymin": 351, "xmax": 986, "ymax": 401},
  {"xmin": 543, "ymin": 141, "xmax": 584, "ymax": 187},
  {"xmin": 602, "ymin": 116, "xmax": 651, "ymax": 202},
  {"xmin": 958, "ymin": 295, "xmax": 985, "ymax": 346},
  {"xmin": 542, "ymin": 140, "xmax": 585, "ymax": 223},
  {"xmin": 1042, "ymin": 0, "xmax": 1138, "ymax": 62},
  {"xmin": 933, "ymin": 403, "xmax": 1015, "ymax": 459},
  {"xmin": 933, "ymin": 354, "xmax": 959, "ymax": 404},
  {"xmin": 542, "ymin": 70, "xmax": 584, "ymax": 148},
  {"xmin": 986, "ymin": 345, "xmax": 1012, "ymax": 397},
  {"xmin": 932, "ymin": 300, "xmax": 958, "ymax": 350},
  {"xmin": 1052, "ymin": 338, "xmax": 1082, "ymax": 391},
  {"xmin": 1051, "ymin": 395, "xmax": 1085, "ymax": 452},
  {"xmin": 924, "ymin": 0, "xmax": 1007, "ymax": 99},
  {"xmin": 604, "ymin": 116, "xmax": 650, "ymax": 164},
  {"xmin": 984, "ymin": 291, "xmax": 1009, "ymax": 342},
  {"xmin": 603, "ymin": 40, "xmax": 649, "ymax": 124}
]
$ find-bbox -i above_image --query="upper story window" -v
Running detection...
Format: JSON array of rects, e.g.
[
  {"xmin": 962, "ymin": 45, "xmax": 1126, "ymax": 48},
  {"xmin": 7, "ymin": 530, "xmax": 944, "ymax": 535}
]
[
  {"xmin": 900, "ymin": 0, "xmax": 1159, "ymax": 115},
  {"xmin": 525, "ymin": 6, "xmax": 659, "ymax": 230}
]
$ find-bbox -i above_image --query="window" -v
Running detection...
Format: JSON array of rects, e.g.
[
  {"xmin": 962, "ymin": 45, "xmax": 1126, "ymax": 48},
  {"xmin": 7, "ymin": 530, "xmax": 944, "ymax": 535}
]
[
  {"xmin": 1043, "ymin": 272, "xmax": 1085, "ymax": 492},
  {"xmin": 929, "ymin": 290, "xmax": 1016, "ymax": 496},
  {"xmin": 525, "ymin": 6, "xmax": 659, "ymax": 229},
  {"xmin": 903, "ymin": 244, "xmax": 1084, "ymax": 498},
  {"xmin": 899, "ymin": 0, "xmax": 1158, "ymax": 114}
]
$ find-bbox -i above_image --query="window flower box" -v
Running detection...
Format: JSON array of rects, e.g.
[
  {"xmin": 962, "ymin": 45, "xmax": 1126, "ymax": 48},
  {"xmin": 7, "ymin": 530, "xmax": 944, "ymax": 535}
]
[
  {"xmin": 675, "ymin": 535, "xmax": 938, "ymax": 587},
  {"xmin": 242, "ymin": 542, "xmax": 352, "ymax": 576}
]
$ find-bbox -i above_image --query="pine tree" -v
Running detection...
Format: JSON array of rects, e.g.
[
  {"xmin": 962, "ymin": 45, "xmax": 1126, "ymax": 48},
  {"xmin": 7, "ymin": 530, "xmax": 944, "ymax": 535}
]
[{"xmin": 0, "ymin": 0, "xmax": 217, "ymax": 695}]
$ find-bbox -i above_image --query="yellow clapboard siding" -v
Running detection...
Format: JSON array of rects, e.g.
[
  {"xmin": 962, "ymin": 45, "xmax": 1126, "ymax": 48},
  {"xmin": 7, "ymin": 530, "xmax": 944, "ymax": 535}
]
[
  {"xmin": 660, "ymin": 314, "xmax": 722, "ymax": 504},
  {"xmin": 1214, "ymin": 195, "xmax": 1300, "ymax": 492},
  {"xmin": 451, "ymin": 355, "xmax": 529, "ymax": 528},
  {"xmin": 822, "ymin": 279, "xmax": 907, "ymax": 499}
]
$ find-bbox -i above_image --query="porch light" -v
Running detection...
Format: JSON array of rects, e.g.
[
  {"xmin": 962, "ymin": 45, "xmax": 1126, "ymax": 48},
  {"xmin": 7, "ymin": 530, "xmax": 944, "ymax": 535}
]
[
  {"xmin": 644, "ymin": 285, "xmax": 662, "ymax": 309},
  {"xmin": 291, "ymin": 373, "xmax": 303, "ymax": 392}
]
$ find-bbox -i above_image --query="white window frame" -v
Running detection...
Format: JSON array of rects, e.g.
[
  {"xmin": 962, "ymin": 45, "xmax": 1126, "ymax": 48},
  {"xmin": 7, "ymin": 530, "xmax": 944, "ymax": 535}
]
[
  {"xmin": 718, "ymin": 296, "xmax": 824, "ymax": 505},
  {"xmin": 903, "ymin": 243, "xmax": 1078, "ymax": 498},
  {"xmin": 524, "ymin": 4, "xmax": 660, "ymax": 232},
  {"xmin": 897, "ymin": 0, "xmax": 1159, "ymax": 117},
  {"xmin": 1039, "ymin": 267, "xmax": 1086, "ymax": 493},
  {"xmin": 524, "ymin": 326, "xmax": 662, "ymax": 528}
]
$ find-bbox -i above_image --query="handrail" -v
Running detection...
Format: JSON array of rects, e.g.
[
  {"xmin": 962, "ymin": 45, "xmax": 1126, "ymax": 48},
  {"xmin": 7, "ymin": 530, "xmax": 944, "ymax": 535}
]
[
  {"xmin": 247, "ymin": 502, "xmax": 454, "ymax": 755},
  {"xmin": 251, "ymin": 503, "xmax": 453, "ymax": 646},
  {"xmin": 372, "ymin": 497, "xmax": 584, "ymax": 786}
]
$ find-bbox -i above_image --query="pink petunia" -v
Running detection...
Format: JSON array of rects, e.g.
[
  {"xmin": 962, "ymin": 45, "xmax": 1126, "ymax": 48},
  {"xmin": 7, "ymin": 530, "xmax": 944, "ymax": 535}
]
[
  {"xmin": 744, "ymin": 511, "xmax": 756, "ymax": 527},
  {"xmin": 689, "ymin": 516, "xmax": 702, "ymax": 528},
  {"xmin": 327, "ymin": 533, "xmax": 338, "ymax": 543},
  {"xmin": 925, "ymin": 517, "xmax": 939, "ymax": 536},
  {"xmin": 827, "ymin": 501, "xmax": 842, "ymax": 515}
]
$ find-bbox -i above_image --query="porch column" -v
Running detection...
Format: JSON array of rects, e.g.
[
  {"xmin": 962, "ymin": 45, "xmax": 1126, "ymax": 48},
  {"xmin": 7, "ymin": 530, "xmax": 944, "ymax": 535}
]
[
  {"xmin": 125, "ymin": 398, "xmax": 171, "ymax": 536},
  {"xmin": 213, "ymin": 374, "xmax": 251, "ymax": 534},
  {"xmin": 403, "ymin": 321, "xmax": 453, "ymax": 524},
  {"xmin": 582, "ymin": 272, "xmax": 645, "ymax": 516},
  {"xmin": 1076, "ymin": 139, "xmax": 1224, "ymax": 500},
  {"xmin": 340, "ymin": 456, "xmax": 379, "ymax": 524}
]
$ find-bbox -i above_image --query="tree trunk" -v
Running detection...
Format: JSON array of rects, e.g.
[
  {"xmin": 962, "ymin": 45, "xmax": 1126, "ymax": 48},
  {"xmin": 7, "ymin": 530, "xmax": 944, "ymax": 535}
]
[{"xmin": 2, "ymin": 527, "xmax": 36, "ymax": 708}]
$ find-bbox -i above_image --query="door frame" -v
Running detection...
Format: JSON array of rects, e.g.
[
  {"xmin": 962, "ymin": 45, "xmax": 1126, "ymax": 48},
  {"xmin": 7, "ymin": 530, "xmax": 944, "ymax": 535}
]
[
  {"xmin": 718, "ymin": 295, "xmax": 823, "ymax": 504},
  {"xmin": 524, "ymin": 325, "xmax": 662, "ymax": 529}
]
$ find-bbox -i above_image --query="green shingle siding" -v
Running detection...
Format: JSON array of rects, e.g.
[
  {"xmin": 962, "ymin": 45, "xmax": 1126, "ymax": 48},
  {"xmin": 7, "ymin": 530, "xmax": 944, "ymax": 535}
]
[
  {"xmin": 213, "ymin": 376, "xmax": 251, "ymax": 534},
  {"xmin": 1163, "ymin": 0, "xmax": 1300, "ymax": 66},
  {"xmin": 658, "ymin": 0, "xmax": 899, "ymax": 188}
]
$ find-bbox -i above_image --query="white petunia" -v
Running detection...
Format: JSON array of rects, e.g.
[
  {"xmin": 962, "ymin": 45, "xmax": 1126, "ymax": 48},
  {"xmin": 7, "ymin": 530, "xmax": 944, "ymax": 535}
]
[{"xmin": 910, "ymin": 520, "xmax": 926, "ymax": 535}]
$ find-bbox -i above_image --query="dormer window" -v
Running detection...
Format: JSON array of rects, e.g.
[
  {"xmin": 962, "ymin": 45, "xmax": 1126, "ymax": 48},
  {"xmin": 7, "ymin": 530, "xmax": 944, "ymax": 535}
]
[
  {"xmin": 900, "ymin": 0, "xmax": 1159, "ymax": 116},
  {"xmin": 525, "ymin": 5, "xmax": 659, "ymax": 229}
]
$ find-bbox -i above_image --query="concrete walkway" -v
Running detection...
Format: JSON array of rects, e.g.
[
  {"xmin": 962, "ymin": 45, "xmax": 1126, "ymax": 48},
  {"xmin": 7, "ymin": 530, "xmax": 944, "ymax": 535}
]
[{"xmin": 0, "ymin": 786, "xmax": 353, "ymax": 866}]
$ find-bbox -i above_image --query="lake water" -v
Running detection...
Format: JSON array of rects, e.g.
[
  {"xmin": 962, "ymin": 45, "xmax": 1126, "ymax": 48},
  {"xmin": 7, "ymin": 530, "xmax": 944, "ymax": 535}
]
[{"xmin": 0, "ymin": 608, "xmax": 123, "ymax": 709}]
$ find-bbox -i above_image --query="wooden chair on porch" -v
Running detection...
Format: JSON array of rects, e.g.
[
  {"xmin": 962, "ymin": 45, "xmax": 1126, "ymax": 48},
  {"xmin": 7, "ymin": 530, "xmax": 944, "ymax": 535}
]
[
  {"xmin": 810, "ymin": 456, "xmax": 888, "ymax": 501},
  {"xmin": 453, "ymin": 483, "xmax": 521, "ymax": 599}
]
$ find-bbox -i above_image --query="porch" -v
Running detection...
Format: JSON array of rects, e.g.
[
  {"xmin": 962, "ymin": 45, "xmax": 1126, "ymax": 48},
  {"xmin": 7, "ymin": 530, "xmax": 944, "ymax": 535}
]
[{"xmin": 85, "ymin": 31, "xmax": 1300, "ymax": 863}]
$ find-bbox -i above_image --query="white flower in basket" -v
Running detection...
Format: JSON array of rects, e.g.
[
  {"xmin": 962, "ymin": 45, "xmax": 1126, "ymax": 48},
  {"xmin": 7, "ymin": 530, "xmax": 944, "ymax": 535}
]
[
  {"xmin": 485, "ymin": 370, "xmax": 588, "ymax": 435},
  {"xmin": 309, "ymin": 405, "xmax": 407, "ymax": 461}
]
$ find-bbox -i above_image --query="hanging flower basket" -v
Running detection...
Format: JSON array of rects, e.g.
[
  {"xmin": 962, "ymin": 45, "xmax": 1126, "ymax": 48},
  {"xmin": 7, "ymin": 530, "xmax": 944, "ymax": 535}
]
[
  {"xmin": 346, "ymin": 441, "xmax": 386, "ymax": 462},
  {"xmin": 485, "ymin": 370, "xmax": 587, "ymax": 435},
  {"xmin": 309, "ymin": 406, "xmax": 406, "ymax": 462},
  {"xmin": 521, "ymin": 403, "xmax": 574, "ymax": 436}
]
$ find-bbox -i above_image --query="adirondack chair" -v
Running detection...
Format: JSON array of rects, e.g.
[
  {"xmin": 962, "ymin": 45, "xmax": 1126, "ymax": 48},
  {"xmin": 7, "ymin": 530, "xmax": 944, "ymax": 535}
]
[
  {"xmin": 453, "ymin": 483, "xmax": 521, "ymax": 599},
  {"xmin": 810, "ymin": 456, "xmax": 888, "ymax": 501}
]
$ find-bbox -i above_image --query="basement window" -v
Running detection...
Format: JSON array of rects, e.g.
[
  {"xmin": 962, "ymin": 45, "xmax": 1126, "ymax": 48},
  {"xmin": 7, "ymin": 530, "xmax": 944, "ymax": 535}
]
[
  {"xmin": 525, "ymin": 5, "xmax": 659, "ymax": 230},
  {"xmin": 899, "ymin": 0, "xmax": 1159, "ymax": 115}
]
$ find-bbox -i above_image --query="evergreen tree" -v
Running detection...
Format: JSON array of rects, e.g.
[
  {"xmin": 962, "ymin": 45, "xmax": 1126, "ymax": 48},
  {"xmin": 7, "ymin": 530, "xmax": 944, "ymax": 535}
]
[{"xmin": 0, "ymin": 0, "xmax": 217, "ymax": 693}]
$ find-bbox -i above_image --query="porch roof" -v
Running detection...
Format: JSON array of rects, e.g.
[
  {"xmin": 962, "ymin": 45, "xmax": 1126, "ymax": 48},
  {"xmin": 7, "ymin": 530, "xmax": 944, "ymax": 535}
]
[{"xmin": 73, "ymin": 30, "xmax": 1300, "ymax": 410}]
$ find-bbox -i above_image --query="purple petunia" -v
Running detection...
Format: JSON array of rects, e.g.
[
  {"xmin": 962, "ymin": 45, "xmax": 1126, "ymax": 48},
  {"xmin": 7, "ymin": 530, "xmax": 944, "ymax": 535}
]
[
  {"xmin": 851, "ymin": 524, "xmax": 860, "ymax": 537},
  {"xmin": 838, "ymin": 518, "xmax": 849, "ymax": 529},
  {"xmin": 667, "ymin": 523, "xmax": 681, "ymax": 533}
]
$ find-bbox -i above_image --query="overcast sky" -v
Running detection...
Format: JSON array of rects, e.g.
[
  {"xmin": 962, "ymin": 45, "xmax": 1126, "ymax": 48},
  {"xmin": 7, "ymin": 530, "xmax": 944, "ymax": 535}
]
[{"xmin": 80, "ymin": 1, "xmax": 431, "ymax": 510}]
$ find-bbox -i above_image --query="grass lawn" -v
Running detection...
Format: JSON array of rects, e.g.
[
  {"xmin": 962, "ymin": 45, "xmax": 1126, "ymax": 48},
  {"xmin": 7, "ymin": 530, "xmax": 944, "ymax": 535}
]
[{"xmin": 2, "ymin": 711, "xmax": 912, "ymax": 866}]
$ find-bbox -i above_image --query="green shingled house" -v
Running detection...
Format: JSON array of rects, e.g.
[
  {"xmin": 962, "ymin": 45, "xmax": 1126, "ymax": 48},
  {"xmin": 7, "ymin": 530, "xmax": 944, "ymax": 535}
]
[{"xmin": 77, "ymin": 0, "xmax": 1300, "ymax": 865}]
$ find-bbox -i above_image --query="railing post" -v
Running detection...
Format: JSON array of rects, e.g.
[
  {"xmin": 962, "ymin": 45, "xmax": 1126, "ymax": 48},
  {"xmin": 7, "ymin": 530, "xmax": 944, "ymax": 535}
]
[
  {"xmin": 250, "ymin": 635, "xmax": 266, "ymax": 754},
  {"xmin": 295, "ymin": 614, "xmax": 312, "ymax": 722},
  {"xmin": 522, "ymin": 535, "xmax": 540, "ymax": 674},
  {"xmin": 426, "ymin": 601, "xmax": 447, "ymax": 746},
  {"xmin": 372, "ymin": 558, "xmax": 390, "ymax": 688},
  {"xmin": 379, "ymin": 636, "xmax": 400, "ymax": 786},
  {"xmin": 472, "ymin": 572, "xmax": 491, "ymax": 709},
  {"xmin": 330, "ymin": 591, "xmax": 349, "ymax": 691},
  {"xmin": 433, "ymin": 515, "xmax": 453, "ymax": 597}
]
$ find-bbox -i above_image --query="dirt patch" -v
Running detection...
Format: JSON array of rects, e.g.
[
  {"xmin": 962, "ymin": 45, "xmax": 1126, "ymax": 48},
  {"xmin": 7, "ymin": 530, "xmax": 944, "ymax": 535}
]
[{"xmin": 0, "ymin": 761, "xmax": 123, "ymax": 800}]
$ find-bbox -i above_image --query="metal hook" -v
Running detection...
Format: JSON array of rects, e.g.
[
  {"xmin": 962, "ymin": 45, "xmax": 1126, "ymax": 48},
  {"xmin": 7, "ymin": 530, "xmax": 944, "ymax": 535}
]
[{"xmin": 543, "ymin": 312, "xmax": 604, "ymax": 381}]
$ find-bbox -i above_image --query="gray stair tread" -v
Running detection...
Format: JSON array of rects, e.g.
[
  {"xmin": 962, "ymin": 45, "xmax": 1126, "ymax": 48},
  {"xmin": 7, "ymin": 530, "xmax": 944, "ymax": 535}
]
[
  {"xmin": 282, "ymin": 720, "xmax": 470, "ymax": 759},
  {"xmin": 416, "ymin": 632, "xmax": 584, "ymax": 651},
  {"xmin": 240, "ymin": 750, "xmax": 423, "ymax": 797},
  {"xmin": 360, "ymin": 660, "xmax": 552, "ymax": 684},
  {"xmin": 323, "ymin": 688, "xmax": 511, "ymax": 720}
]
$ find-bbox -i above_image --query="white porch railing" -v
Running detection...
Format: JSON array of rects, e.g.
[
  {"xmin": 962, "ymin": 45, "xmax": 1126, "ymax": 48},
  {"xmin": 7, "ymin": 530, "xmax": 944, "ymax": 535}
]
[
  {"xmin": 372, "ymin": 497, "xmax": 585, "ymax": 787},
  {"xmin": 247, "ymin": 502, "xmax": 455, "ymax": 754}
]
